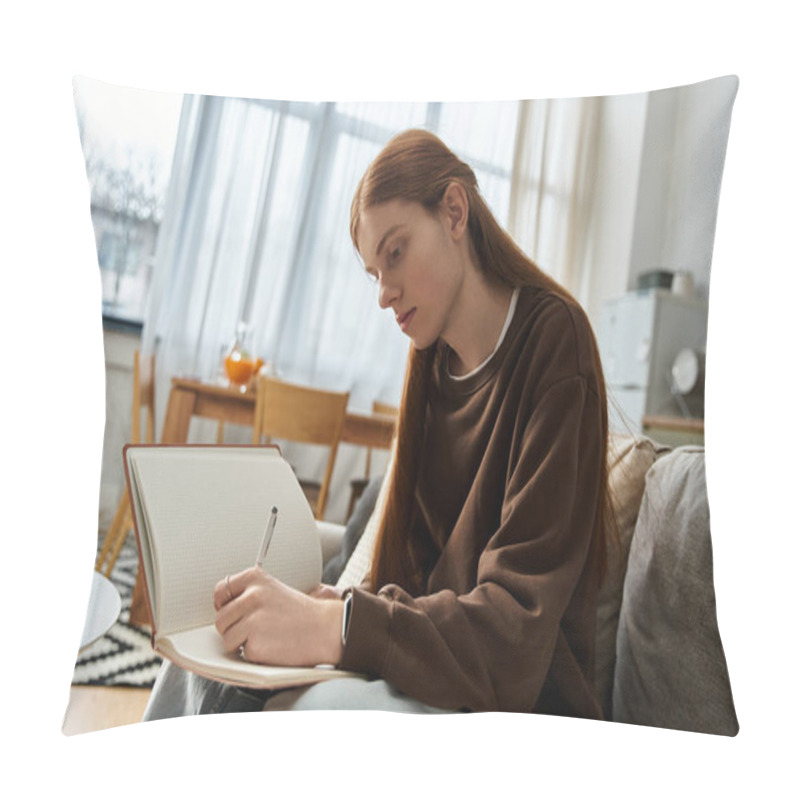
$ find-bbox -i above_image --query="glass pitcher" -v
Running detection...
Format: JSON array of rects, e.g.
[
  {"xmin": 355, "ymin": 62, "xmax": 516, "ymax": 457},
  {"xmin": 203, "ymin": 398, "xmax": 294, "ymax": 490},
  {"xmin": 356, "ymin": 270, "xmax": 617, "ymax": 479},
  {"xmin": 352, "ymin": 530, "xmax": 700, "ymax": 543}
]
[{"xmin": 224, "ymin": 321, "xmax": 262, "ymax": 388}]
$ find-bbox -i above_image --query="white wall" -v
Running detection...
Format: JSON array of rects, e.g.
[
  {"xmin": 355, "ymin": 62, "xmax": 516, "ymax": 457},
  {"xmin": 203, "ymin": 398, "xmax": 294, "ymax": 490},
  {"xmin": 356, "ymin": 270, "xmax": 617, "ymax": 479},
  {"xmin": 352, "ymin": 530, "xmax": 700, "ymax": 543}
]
[
  {"xmin": 628, "ymin": 76, "xmax": 738, "ymax": 300},
  {"xmin": 97, "ymin": 327, "xmax": 139, "ymax": 531},
  {"xmin": 582, "ymin": 92, "xmax": 649, "ymax": 327}
]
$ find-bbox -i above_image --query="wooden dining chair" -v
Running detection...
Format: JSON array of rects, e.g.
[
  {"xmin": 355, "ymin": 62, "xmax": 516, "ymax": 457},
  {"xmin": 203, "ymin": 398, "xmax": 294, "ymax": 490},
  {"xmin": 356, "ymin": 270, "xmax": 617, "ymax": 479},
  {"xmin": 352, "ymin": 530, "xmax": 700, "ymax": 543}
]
[
  {"xmin": 346, "ymin": 400, "xmax": 399, "ymax": 520},
  {"xmin": 95, "ymin": 350, "xmax": 155, "ymax": 577},
  {"xmin": 252, "ymin": 375, "xmax": 350, "ymax": 520}
]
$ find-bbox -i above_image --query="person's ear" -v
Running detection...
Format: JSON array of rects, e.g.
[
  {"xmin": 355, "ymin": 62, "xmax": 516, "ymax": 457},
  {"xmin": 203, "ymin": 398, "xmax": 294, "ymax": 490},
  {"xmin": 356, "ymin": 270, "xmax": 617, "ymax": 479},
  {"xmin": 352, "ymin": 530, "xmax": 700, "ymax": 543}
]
[{"xmin": 440, "ymin": 182, "xmax": 469, "ymax": 241}]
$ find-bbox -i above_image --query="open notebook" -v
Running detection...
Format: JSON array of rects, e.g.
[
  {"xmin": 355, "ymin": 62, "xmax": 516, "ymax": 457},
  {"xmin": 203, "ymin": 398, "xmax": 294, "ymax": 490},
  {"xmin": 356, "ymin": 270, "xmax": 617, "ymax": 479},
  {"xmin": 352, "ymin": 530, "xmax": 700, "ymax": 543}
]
[{"xmin": 124, "ymin": 444, "xmax": 360, "ymax": 689}]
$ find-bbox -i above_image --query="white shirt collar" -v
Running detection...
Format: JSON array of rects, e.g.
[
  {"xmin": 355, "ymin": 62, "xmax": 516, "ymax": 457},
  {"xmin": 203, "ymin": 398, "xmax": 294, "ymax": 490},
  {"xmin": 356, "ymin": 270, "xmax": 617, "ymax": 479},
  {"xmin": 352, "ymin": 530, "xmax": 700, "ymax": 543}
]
[{"xmin": 447, "ymin": 287, "xmax": 520, "ymax": 381}]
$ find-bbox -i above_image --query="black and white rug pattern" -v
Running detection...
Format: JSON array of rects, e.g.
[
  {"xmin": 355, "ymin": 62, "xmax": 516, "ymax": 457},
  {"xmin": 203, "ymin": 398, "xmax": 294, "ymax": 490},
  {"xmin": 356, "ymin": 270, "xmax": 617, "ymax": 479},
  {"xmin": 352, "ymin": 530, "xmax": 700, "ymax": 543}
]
[{"xmin": 72, "ymin": 536, "xmax": 163, "ymax": 688}]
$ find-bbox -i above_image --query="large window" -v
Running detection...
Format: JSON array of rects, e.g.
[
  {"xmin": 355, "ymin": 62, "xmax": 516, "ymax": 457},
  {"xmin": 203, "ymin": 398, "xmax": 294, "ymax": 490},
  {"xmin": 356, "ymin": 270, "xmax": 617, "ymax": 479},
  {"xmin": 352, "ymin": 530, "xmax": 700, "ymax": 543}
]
[
  {"xmin": 75, "ymin": 80, "xmax": 520, "ymax": 372},
  {"xmin": 74, "ymin": 78, "xmax": 182, "ymax": 326}
]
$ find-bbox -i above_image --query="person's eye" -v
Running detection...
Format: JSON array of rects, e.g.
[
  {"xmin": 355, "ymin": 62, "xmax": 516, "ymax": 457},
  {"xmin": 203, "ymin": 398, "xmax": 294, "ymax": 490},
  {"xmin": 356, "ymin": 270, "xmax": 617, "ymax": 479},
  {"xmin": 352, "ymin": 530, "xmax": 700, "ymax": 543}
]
[{"xmin": 388, "ymin": 244, "xmax": 403, "ymax": 265}]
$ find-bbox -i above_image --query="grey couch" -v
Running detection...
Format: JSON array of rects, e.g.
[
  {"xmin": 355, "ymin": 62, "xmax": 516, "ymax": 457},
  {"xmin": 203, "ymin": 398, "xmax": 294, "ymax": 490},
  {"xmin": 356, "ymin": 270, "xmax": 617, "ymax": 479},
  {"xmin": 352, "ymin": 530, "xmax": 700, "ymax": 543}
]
[{"xmin": 317, "ymin": 433, "xmax": 738, "ymax": 735}]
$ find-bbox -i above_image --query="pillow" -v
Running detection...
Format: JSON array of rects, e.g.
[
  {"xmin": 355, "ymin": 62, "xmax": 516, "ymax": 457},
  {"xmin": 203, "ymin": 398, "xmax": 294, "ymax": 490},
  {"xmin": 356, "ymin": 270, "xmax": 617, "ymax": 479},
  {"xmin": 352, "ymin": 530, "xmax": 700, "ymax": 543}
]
[
  {"xmin": 66, "ymin": 76, "xmax": 738, "ymax": 735},
  {"xmin": 594, "ymin": 433, "xmax": 670, "ymax": 719},
  {"xmin": 612, "ymin": 447, "xmax": 739, "ymax": 735}
]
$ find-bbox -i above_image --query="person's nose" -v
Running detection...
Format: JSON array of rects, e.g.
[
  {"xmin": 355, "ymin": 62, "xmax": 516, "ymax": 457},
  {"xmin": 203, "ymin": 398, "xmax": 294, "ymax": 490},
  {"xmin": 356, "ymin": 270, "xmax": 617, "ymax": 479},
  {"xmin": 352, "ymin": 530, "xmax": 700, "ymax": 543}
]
[{"xmin": 378, "ymin": 274, "xmax": 400, "ymax": 311}]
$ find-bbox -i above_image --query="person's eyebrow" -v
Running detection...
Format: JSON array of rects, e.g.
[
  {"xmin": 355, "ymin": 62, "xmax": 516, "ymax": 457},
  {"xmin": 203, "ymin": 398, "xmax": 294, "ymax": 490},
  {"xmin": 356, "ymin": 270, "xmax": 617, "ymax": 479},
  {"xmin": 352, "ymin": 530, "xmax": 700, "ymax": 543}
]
[{"xmin": 375, "ymin": 224, "xmax": 405, "ymax": 258}]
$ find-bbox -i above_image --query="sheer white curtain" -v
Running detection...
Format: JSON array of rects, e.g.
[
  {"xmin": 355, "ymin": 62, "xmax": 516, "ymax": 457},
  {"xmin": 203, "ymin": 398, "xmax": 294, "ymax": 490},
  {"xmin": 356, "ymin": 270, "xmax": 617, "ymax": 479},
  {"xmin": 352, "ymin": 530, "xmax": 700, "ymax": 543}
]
[
  {"xmin": 507, "ymin": 96, "xmax": 606, "ymax": 309},
  {"xmin": 140, "ymin": 96, "xmax": 520, "ymax": 520},
  {"xmin": 142, "ymin": 99, "xmax": 418, "ymax": 435}
]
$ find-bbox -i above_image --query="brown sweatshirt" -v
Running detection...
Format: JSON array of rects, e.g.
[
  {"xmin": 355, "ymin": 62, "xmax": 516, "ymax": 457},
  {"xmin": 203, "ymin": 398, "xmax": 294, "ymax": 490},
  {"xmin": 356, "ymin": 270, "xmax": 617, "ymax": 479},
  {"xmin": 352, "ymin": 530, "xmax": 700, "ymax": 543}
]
[{"xmin": 339, "ymin": 285, "xmax": 605, "ymax": 718}]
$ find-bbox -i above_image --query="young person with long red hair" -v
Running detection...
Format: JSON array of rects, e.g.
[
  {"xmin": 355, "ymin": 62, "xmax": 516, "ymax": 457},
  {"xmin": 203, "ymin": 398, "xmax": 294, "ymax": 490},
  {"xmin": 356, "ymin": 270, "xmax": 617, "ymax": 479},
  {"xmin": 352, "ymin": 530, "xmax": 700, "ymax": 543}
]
[{"xmin": 143, "ymin": 129, "xmax": 612, "ymax": 721}]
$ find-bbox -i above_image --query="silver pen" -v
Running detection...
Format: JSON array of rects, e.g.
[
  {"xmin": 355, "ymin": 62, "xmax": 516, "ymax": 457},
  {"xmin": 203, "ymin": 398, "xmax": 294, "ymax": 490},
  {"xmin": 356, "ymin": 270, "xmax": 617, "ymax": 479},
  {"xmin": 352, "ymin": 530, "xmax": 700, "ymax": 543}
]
[{"xmin": 255, "ymin": 506, "xmax": 278, "ymax": 569}]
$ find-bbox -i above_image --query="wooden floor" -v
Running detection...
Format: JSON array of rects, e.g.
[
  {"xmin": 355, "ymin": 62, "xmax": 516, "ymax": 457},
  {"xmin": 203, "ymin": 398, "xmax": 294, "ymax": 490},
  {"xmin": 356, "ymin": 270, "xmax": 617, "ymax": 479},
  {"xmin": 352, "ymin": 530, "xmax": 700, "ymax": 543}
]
[{"xmin": 62, "ymin": 685, "xmax": 152, "ymax": 736}]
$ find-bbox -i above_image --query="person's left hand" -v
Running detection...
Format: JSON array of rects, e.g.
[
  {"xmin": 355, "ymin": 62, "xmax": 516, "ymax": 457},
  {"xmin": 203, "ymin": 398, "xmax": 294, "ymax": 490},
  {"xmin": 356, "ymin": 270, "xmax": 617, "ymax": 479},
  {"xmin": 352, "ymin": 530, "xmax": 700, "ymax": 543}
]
[
  {"xmin": 213, "ymin": 568, "xmax": 344, "ymax": 667},
  {"xmin": 309, "ymin": 583, "xmax": 344, "ymax": 600}
]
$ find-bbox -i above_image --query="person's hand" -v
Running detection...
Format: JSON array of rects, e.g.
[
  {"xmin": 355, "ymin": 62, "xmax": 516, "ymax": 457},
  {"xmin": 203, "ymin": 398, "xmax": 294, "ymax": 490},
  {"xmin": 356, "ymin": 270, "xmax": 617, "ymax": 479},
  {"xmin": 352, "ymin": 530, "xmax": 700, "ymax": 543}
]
[
  {"xmin": 213, "ymin": 568, "xmax": 344, "ymax": 667},
  {"xmin": 309, "ymin": 583, "xmax": 344, "ymax": 600}
]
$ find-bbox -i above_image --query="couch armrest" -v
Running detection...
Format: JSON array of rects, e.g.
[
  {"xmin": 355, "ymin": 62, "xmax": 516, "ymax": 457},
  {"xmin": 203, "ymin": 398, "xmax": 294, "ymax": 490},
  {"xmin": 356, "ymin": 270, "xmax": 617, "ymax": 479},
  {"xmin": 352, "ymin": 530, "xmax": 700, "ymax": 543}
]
[
  {"xmin": 316, "ymin": 521, "xmax": 346, "ymax": 569},
  {"xmin": 612, "ymin": 447, "xmax": 738, "ymax": 735}
]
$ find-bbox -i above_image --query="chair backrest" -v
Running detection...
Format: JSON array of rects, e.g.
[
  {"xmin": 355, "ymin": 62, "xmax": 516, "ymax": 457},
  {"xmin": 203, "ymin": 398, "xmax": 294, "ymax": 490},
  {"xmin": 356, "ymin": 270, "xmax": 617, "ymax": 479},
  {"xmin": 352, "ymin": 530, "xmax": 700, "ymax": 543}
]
[
  {"xmin": 362, "ymin": 400, "xmax": 399, "ymax": 479},
  {"xmin": 132, "ymin": 350, "xmax": 156, "ymax": 444},
  {"xmin": 372, "ymin": 400, "xmax": 399, "ymax": 419},
  {"xmin": 253, "ymin": 375, "xmax": 350, "ymax": 519}
]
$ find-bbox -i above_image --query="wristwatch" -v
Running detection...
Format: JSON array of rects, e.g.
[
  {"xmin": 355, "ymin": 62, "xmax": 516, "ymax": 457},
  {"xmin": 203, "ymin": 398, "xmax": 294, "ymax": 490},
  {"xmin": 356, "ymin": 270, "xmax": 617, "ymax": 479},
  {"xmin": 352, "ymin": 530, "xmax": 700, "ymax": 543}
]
[{"xmin": 341, "ymin": 590, "xmax": 353, "ymax": 647}]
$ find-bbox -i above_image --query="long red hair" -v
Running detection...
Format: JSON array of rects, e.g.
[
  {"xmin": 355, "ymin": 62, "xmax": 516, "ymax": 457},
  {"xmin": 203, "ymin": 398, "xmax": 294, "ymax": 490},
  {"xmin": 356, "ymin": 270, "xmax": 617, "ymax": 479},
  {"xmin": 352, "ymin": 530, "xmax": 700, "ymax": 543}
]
[{"xmin": 350, "ymin": 129, "xmax": 613, "ymax": 595}]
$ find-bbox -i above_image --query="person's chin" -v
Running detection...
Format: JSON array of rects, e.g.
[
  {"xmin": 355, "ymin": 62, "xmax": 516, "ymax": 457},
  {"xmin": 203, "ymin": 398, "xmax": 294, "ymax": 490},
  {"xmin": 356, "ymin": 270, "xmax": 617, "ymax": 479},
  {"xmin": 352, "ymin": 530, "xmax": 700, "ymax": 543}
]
[
  {"xmin": 408, "ymin": 332, "xmax": 437, "ymax": 351},
  {"xmin": 404, "ymin": 314, "xmax": 440, "ymax": 350}
]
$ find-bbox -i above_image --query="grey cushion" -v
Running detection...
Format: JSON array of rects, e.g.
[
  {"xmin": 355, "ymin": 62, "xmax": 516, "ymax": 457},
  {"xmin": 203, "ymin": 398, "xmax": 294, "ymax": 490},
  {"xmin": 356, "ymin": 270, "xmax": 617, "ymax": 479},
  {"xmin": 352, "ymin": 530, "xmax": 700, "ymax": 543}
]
[
  {"xmin": 595, "ymin": 434, "xmax": 667, "ymax": 719},
  {"xmin": 322, "ymin": 475, "xmax": 382, "ymax": 584},
  {"xmin": 613, "ymin": 447, "xmax": 739, "ymax": 735}
]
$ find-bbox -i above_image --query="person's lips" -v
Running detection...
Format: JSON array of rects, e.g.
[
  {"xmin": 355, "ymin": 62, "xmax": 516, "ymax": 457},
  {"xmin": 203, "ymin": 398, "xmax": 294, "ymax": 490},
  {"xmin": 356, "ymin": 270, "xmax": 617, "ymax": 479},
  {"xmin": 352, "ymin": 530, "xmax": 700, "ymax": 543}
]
[{"xmin": 397, "ymin": 308, "xmax": 416, "ymax": 332}]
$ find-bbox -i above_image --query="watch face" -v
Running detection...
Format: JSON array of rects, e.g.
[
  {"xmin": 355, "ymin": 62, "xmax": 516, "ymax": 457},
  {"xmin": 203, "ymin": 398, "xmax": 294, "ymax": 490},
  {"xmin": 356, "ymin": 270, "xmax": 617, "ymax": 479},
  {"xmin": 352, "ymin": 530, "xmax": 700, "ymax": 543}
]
[{"xmin": 341, "ymin": 592, "xmax": 353, "ymax": 646}]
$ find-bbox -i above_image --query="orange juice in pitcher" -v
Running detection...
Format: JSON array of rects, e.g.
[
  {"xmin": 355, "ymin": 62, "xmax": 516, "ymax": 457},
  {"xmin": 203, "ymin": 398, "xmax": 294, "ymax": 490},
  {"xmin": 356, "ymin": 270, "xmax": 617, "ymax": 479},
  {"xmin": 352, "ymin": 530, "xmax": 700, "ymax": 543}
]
[{"xmin": 224, "ymin": 321, "xmax": 260, "ymax": 387}]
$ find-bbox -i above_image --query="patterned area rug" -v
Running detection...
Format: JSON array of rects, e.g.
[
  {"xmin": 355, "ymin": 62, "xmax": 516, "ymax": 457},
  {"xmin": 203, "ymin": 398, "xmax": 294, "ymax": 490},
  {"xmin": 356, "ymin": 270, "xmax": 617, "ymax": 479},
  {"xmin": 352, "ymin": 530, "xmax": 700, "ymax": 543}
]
[{"xmin": 72, "ymin": 536, "xmax": 163, "ymax": 688}]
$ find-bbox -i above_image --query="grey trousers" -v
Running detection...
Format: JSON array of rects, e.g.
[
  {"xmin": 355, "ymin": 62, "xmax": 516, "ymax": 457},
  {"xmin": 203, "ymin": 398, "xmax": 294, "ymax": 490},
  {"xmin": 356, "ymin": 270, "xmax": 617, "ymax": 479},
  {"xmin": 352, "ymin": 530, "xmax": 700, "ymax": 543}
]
[{"xmin": 142, "ymin": 660, "xmax": 452, "ymax": 721}]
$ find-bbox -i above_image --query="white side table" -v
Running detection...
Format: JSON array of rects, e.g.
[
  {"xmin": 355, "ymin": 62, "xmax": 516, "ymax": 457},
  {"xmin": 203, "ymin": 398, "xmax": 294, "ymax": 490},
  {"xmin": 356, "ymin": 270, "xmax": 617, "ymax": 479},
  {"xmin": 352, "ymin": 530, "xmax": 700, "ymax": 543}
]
[{"xmin": 79, "ymin": 571, "xmax": 122, "ymax": 652}]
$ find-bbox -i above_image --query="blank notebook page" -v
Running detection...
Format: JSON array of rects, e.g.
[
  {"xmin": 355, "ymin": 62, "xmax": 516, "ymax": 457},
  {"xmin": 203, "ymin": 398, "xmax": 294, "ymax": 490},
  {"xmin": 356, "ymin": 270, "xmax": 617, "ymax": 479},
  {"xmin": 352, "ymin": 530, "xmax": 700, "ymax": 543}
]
[{"xmin": 129, "ymin": 447, "xmax": 322, "ymax": 635}]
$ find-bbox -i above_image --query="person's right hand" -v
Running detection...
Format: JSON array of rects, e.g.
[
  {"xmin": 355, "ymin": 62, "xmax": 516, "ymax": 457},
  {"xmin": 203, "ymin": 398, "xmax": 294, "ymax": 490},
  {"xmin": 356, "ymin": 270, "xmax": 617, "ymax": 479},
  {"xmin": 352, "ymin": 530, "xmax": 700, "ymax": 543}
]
[{"xmin": 214, "ymin": 568, "xmax": 344, "ymax": 666}]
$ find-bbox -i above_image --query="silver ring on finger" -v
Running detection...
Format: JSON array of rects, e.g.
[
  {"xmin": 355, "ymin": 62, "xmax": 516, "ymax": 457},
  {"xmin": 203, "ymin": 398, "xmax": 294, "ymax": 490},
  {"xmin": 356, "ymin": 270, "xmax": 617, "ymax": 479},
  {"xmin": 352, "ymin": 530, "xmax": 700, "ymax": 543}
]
[
  {"xmin": 238, "ymin": 642, "xmax": 247, "ymax": 661},
  {"xmin": 225, "ymin": 574, "xmax": 234, "ymax": 601}
]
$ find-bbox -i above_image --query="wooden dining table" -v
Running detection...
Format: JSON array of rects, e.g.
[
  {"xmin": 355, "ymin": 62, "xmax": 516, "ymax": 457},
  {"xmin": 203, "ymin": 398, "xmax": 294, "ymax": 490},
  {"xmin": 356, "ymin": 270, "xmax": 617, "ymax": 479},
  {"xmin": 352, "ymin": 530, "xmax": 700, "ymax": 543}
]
[
  {"xmin": 161, "ymin": 376, "xmax": 397, "ymax": 447},
  {"xmin": 128, "ymin": 376, "xmax": 397, "ymax": 627}
]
